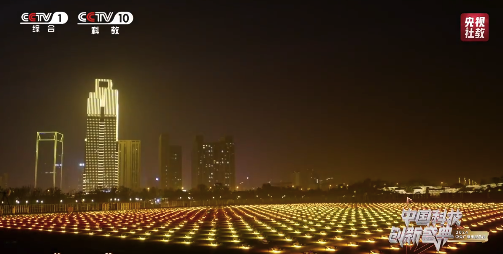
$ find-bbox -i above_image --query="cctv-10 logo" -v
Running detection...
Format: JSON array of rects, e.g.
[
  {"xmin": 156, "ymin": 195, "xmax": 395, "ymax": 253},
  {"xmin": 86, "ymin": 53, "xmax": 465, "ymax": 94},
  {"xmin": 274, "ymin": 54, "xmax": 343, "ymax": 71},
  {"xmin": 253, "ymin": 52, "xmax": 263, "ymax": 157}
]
[{"xmin": 77, "ymin": 12, "xmax": 133, "ymax": 25}]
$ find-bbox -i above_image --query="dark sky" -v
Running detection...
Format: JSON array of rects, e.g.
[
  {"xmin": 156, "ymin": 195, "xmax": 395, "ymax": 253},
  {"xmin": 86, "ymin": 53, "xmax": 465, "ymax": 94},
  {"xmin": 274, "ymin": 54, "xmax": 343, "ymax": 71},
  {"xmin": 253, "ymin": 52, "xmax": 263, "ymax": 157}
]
[{"xmin": 0, "ymin": 1, "xmax": 501, "ymax": 189}]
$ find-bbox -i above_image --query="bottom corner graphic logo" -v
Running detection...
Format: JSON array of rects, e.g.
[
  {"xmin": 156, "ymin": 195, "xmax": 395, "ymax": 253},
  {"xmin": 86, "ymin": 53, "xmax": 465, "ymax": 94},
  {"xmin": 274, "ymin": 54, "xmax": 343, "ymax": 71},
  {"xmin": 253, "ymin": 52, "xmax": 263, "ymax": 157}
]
[{"xmin": 389, "ymin": 208, "xmax": 490, "ymax": 252}]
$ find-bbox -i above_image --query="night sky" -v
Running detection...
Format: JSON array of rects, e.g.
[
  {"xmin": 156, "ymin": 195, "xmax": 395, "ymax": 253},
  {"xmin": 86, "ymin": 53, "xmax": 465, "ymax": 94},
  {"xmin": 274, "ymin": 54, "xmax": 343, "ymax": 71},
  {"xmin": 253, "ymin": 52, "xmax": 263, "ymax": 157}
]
[{"xmin": 0, "ymin": 1, "xmax": 501, "ymax": 189}]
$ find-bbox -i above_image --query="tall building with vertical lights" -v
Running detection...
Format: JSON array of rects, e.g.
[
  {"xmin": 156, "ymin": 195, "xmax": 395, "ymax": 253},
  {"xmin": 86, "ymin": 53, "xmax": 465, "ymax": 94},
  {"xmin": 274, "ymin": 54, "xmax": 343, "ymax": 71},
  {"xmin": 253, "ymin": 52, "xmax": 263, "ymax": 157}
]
[
  {"xmin": 34, "ymin": 132, "xmax": 63, "ymax": 191},
  {"xmin": 84, "ymin": 79, "xmax": 119, "ymax": 193},
  {"xmin": 118, "ymin": 140, "xmax": 141, "ymax": 190},
  {"xmin": 191, "ymin": 135, "xmax": 235, "ymax": 190},
  {"xmin": 159, "ymin": 134, "xmax": 182, "ymax": 189},
  {"xmin": 77, "ymin": 163, "xmax": 84, "ymax": 191}
]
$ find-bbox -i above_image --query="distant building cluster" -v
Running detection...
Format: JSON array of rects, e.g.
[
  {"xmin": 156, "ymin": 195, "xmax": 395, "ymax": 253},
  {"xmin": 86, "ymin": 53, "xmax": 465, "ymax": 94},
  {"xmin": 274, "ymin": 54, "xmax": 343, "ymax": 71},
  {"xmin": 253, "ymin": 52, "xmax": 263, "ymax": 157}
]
[
  {"xmin": 26, "ymin": 79, "xmax": 500, "ymax": 194},
  {"xmin": 382, "ymin": 186, "xmax": 459, "ymax": 196},
  {"xmin": 287, "ymin": 169, "xmax": 335, "ymax": 190},
  {"xmin": 29, "ymin": 79, "xmax": 236, "ymax": 193},
  {"xmin": 381, "ymin": 183, "xmax": 503, "ymax": 196}
]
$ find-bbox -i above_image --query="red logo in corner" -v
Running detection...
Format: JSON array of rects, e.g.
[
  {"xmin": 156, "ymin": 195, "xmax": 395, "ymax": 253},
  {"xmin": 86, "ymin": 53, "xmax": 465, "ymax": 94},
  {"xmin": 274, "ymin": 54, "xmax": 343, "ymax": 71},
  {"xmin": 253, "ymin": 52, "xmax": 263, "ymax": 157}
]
[{"xmin": 461, "ymin": 13, "xmax": 489, "ymax": 42}]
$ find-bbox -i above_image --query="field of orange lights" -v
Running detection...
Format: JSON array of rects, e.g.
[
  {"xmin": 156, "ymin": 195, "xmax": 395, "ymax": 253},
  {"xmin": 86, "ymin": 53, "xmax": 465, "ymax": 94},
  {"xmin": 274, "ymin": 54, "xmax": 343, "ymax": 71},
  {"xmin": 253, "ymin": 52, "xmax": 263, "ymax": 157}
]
[{"xmin": 1, "ymin": 203, "xmax": 502, "ymax": 254}]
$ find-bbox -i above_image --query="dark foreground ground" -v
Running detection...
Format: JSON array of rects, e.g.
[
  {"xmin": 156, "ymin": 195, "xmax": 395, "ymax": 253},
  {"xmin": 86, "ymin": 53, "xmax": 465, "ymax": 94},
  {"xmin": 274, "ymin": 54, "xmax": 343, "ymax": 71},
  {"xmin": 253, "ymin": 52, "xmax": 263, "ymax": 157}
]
[{"xmin": 0, "ymin": 228, "xmax": 501, "ymax": 254}]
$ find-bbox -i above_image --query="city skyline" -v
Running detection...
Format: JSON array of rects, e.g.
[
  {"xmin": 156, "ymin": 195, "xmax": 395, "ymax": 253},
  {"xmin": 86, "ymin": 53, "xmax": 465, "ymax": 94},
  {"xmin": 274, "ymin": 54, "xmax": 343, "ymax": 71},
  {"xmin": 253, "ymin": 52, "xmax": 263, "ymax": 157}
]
[{"xmin": 0, "ymin": 2, "xmax": 500, "ymax": 189}]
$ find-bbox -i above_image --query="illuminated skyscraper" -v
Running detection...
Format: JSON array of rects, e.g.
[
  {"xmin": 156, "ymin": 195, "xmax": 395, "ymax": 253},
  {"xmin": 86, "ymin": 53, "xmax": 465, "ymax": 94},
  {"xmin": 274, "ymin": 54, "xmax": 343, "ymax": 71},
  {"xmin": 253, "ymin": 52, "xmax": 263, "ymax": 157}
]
[
  {"xmin": 118, "ymin": 140, "xmax": 141, "ymax": 190},
  {"xmin": 159, "ymin": 134, "xmax": 182, "ymax": 189},
  {"xmin": 34, "ymin": 132, "xmax": 63, "ymax": 190},
  {"xmin": 83, "ymin": 79, "xmax": 119, "ymax": 193},
  {"xmin": 192, "ymin": 135, "xmax": 235, "ymax": 190}
]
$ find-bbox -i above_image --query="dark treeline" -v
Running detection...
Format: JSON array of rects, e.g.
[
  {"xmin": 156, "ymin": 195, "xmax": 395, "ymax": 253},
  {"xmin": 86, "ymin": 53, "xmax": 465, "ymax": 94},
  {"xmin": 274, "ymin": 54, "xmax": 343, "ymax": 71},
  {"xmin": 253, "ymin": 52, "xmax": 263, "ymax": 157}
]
[{"xmin": 1, "ymin": 177, "xmax": 502, "ymax": 205}]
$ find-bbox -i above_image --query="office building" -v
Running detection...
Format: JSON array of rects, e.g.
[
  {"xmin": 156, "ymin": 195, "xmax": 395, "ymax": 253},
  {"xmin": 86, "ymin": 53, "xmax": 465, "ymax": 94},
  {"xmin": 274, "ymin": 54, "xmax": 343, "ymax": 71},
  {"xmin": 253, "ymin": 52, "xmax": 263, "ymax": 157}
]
[
  {"xmin": 77, "ymin": 163, "xmax": 85, "ymax": 191},
  {"xmin": 118, "ymin": 140, "xmax": 141, "ymax": 190},
  {"xmin": 34, "ymin": 132, "xmax": 63, "ymax": 190},
  {"xmin": 0, "ymin": 173, "xmax": 8, "ymax": 189},
  {"xmin": 159, "ymin": 134, "xmax": 182, "ymax": 189},
  {"xmin": 291, "ymin": 171, "xmax": 301, "ymax": 187},
  {"xmin": 192, "ymin": 135, "xmax": 235, "ymax": 190},
  {"xmin": 304, "ymin": 169, "xmax": 320, "ymax": 190},
  {"xmin": 83, "ymin": 79, "xmax": 119, "ymax": 193},
  {"xmin": 168, "ymin": 145, "xmax": 182, "ymax": 189},
  {"xmin": 299, "ymin": 169, "xmax": 321, "ymax": 190}
]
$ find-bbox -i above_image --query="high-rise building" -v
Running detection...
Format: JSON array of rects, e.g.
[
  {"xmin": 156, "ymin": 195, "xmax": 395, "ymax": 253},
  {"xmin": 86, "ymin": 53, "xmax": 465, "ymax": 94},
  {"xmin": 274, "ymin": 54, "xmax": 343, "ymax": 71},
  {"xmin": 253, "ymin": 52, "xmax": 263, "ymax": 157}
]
[
  {"xmin": 168, "ymin": 145, "xmax": 182, "ymax": 189},
  {"xmin": 291, "ymin": 171, "xmax": 301, "ymax": 187},
  {"xmin": 0, "ymin": 173, "xmax": 8, "ymax": 189},
  {"xmin": 305, "ymin": 169, "xmax": 320, "ymax": 190},
  {"xmin": 77, "ymin": 163, "xmax": 85, "ymax": 191},
  {"xmin": 159, "ymin": 134, "xmax": 182, "ymax": 189},
  {"xmin": 84, "ymin": 79, "xmax": 119, "ymax": 193},
  {"xmin": 192, "ymin": 135, "xmax": 235, "ymax": 190},
  {"xmin": 34, "ymin": 132, "xmax": 63, "ymax": 190},
  {"xmin": 118, "ymin": 140, "xmax": 141, "ymax": 190}
]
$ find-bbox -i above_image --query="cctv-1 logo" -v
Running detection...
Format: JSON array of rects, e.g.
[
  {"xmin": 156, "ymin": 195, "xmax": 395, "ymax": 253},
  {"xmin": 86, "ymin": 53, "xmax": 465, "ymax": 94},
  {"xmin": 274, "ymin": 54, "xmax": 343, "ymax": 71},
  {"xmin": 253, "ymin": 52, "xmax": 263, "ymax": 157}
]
[
  {"xmin": 77, "ymin": 12, "xmax": 133, "ymax": 25},
  {"xmin": 20, "ymin": 12, "xmax": 68, "ymax": 24}
]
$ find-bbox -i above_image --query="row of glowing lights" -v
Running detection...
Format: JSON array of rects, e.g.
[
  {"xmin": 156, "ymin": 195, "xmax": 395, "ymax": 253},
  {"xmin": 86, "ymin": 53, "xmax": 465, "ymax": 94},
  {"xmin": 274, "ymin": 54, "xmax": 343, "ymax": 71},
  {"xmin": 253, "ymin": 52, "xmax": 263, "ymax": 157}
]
[
  {"xmin": 4, "ymin": 198, "xmax": 145, "ymax": 205},
  {"xmin": 2, "ymin": 203, "xmax": 501, "ymax": 234},
  {"xmin": 1, "ymin": 203, "xmax": 502, "ymax": 253}
]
